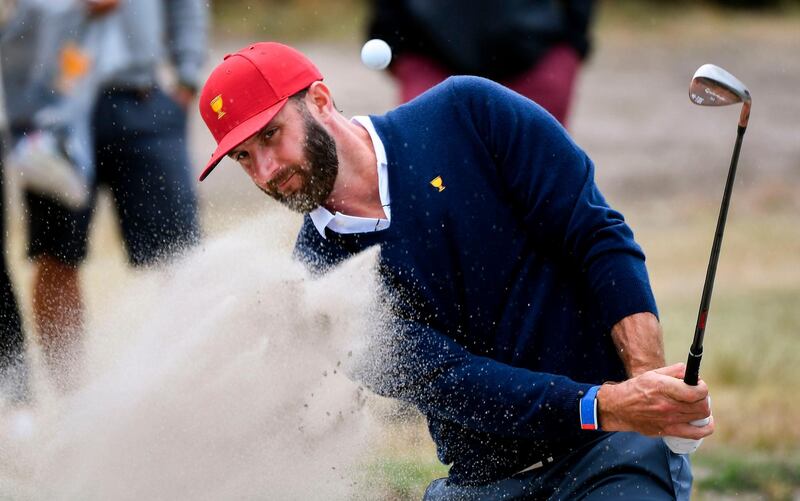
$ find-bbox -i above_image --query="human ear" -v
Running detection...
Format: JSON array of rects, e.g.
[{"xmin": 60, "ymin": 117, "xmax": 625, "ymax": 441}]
[{"xmin": 305, "ymin": 81, "xmax": 335, "ymax": 119}]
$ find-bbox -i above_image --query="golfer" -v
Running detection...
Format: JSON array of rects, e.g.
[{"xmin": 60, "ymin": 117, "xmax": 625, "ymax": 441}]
[{"xmin": 198, "ymin": 42, "xmax": 712, "ymax": 500}]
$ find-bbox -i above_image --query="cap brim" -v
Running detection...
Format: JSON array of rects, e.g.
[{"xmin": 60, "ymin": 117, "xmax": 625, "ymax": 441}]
[{"xmin": 198, "ymin": 97, "xmax": 290, "ymax": 181}]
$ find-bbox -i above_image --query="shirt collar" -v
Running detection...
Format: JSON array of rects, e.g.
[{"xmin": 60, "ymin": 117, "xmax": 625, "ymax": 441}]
[
  {"xmin": 309, "ymin": 206, "xmax": 334, "ymax": 237},
  {"xmin": 308, "ymin": 116, "xmax": 390, "ymax": 238}
]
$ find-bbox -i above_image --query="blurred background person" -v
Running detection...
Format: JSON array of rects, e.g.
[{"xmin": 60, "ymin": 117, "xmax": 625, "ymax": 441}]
[
  {"xmin": 3, "ymin": 0, "xmax": 123, "ymax": 213},
  {"xmin": 0, "ymin": 0, "xmax": 207, "ymax": 390},
  {"xmin": 0, "ymin": 117, "xmax": 28, "ymax": 406},
  {"xmin": 367, "ymin": 0, "xmax": 595, "ymax": 127},
  {"xmin": 0, "ymin": 0, "xmax": 33, "ymax": 408}
]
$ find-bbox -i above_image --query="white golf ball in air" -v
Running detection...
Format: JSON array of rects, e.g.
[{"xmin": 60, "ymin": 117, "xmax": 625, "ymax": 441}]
[{"xmin": 361, "ymin": 39, "xmax": 392, "ymax": 70}]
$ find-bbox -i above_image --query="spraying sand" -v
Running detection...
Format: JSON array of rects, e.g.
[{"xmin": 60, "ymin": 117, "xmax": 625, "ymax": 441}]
[{"xmin": 0, "ymin": 212, "xmax": 387, "ymax": 500}]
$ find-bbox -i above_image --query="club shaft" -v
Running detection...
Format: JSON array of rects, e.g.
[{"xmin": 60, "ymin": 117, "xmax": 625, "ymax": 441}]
[{"xmin": 684, "ymin": 125, "xmax": 747, "ymax": 386}]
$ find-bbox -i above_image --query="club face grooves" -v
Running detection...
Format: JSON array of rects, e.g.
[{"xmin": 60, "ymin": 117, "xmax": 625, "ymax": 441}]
[
  {"xmin": 690, "ymin": 64, "xmax": 751, "ymax": 104},
  {"xmin": 690, "ymin": 76, "xmax": 744, "ymax": 106}
]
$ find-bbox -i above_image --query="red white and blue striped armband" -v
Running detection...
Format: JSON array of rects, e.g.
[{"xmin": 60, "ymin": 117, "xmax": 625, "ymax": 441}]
[{"xmin": 579, "ymin": 385, "xmax": 602, "ymax": 430}]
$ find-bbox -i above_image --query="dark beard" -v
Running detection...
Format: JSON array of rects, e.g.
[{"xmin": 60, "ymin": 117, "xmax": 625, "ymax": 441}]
[{"xmin": 260, "ymin": 105, "xmax": 339, "ymax": 214}]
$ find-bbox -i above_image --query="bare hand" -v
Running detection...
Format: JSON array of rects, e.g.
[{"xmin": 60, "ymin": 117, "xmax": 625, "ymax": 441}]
[
  {"xmin": 171, "ymin": 83, "xmax": 197, "ymax": 110},
  {"xmin": 597, "ymin": 363, "xmax": 713, "ymax": 440},
  {"xmin": 85, "ymin": 0, "xmax": 119, "ymax": 17}
]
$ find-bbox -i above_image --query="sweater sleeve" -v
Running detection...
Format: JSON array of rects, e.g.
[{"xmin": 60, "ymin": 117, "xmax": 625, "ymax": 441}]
[
  {"xmin": 448, "ymin": 76, "xmax": 657, "ymax": 332},
  {"xmin": 295, "ymin": 217, "xmax": 596, "ymax": 439},
  {"xmin": 364, "ymin": 316, "xmax": 596, "ymax": 439}
]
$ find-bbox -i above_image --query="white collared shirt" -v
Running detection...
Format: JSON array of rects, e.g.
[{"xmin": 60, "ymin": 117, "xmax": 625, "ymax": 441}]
[{"xmin": 309, "ymin": 116, "xmax": 391, "ymax": 238}]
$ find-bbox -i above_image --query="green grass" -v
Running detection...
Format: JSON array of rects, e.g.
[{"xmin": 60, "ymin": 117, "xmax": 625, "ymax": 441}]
[
  {"xmin": 660, "ymin": 288, "xmax": 800, "ymax": 387},
  {"xmin": 210, "ymin": 0, "xmax": 368, "ymax": 42},
  {"xmin": 363, "ymin": 456, "xmax": 448, "ymax": 500},
  {"xmin": 694, "ymin": 450, "xmax": 800, "ymax": 500},
  {"xmin": 209, "ymin": 0, "xmax": 800, "ymax": 43}
]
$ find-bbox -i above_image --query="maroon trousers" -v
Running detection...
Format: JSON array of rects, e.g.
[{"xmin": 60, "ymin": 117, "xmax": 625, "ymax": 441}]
[{"xmin": 391, "ymin": 44, "xmax": 581, "ymax": 127}]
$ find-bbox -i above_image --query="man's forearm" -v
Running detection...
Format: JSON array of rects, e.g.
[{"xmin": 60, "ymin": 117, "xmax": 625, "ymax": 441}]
[
  {"xmin": 601, "ymin": 314, "xmax": 714, "ymax": 440},
  {"xmin": 610, "ymin": 311, "xmax": 665, "ymax": 378}
]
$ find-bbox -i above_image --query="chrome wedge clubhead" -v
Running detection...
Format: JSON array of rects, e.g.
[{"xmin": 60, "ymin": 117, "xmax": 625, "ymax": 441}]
[{"xmin": 690, "ymin": 64, "xmax": 752, "ymax": 128}]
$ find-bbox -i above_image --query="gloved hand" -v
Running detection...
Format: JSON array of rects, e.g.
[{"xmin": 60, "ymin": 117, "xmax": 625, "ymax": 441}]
[{"xmin": 663, "ymin": 396, "xmax": 712, "ymax": 454}]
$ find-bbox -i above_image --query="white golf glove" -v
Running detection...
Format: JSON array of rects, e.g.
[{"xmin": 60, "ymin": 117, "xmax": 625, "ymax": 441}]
[{"xmin": 663, "ymin": 396, "xmax": 712, "ymax": 454}]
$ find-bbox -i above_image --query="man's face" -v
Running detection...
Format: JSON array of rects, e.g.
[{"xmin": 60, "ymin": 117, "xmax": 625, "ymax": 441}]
[{"xmin": 228, "ymin": 98, "xmax": 338, "ymax": 213}]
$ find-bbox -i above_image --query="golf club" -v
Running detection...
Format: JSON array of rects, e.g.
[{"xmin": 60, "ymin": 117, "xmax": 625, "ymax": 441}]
[
  {"xmin": 685, "ymin": 63, "xmax": 751, "ymax": 386},
  {"xmin": 664, "ymin": 63, "xmax": 751, "ymax": 455}
]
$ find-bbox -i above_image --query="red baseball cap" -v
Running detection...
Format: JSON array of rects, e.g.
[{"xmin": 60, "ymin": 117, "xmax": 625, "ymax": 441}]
[{"xmin": 198, "ymin": 42, "xmax": 323, "ymax": 181}]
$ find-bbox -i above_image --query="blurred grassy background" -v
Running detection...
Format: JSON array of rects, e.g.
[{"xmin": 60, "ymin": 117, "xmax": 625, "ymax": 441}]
[
  {"xmin": 6, "ymin": 0, "xmax": 798, "ymax": 499},
  {"xmin": 209, "ymin": 0, "xmax": 800, "ymax": 42}
]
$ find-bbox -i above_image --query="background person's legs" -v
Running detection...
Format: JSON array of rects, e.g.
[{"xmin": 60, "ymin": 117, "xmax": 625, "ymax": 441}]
[
  {"xmin": 31, "ymin": 255, "xmax": 82, "ymax": 388},
  {"xmin": 25, "ymin": 192, "xmax": 93, "ymax": 391},
  {"xmin": 502, "ymin": 44, "xmax": 581, "ymax": 127},
  {"xmin": 95, "ymin": 88, "xmax": 199, "ymax": 267},
  {"xmin": 391, "ymin": 54, "xmax": 451, "ymax": 104},
  {"xmin": 391, "ymin": 46, "xmax": 581, "ymax": 127}
]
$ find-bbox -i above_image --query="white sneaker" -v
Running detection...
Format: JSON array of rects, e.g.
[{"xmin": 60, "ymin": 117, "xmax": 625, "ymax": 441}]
[{"xmin": 8, "ymin": 130, "xmax": 90, "ymax": 209}]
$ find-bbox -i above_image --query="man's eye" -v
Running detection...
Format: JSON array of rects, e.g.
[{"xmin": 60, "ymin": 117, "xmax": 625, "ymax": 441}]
[
  {"xmin": 234, "ymin": 151, "xmax": 249, "ymax": 162},
  {"xmin": 262, "ymin": 128, "xmax": 277, "ymax": 140}
]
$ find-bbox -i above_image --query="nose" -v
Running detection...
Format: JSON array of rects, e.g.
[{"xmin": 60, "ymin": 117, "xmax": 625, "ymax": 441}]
[{"xmin": 250, "ymin": 149, "xmax": 280, "ymax": 188}]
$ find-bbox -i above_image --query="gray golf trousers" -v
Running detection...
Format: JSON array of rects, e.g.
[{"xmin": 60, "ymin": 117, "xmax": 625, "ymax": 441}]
[{"xmin": 424, "ymin": 432, "xmax": 692, "ymax": 500}]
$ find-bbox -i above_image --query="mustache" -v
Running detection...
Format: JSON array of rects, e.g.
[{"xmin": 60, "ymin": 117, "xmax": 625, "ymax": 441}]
[{"xmin": 264, "ymin": 165, "xmax": 302, "ymax": 194}]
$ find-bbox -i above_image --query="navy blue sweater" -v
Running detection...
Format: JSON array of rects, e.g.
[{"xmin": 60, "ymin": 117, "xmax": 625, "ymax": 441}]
[{"xmin": 295, "ymin": 76, "xmax": 657, "ymax": 484}]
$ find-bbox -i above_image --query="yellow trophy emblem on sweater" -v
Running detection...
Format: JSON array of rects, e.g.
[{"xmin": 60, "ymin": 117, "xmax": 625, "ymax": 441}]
[
  {"xmin": 430, "ymin": 176, "xmax": 445, "ymax": 192},
  {"xmin": 210, "ymin": 94, "xmax": 226, "ymax": 119}
]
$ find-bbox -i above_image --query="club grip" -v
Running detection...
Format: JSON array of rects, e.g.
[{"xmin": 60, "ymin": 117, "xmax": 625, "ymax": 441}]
[{"xmin": 684, "ymin": 350, "xmax": 702, "ymax": 386}]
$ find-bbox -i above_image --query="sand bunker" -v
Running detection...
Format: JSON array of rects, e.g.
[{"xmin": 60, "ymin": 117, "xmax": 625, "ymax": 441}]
[{"xmin": 0, "ymin": 214, "xmax": 385, "ymax": 500}]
